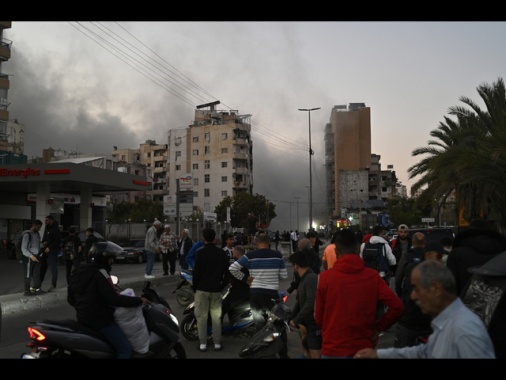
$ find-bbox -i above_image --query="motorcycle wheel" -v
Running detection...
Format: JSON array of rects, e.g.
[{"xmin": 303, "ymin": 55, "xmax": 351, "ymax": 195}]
[
  {"xmin": 176, "ymin": 291, "xmax": 194, "ymax": 307},
  {"xmin": 181, "ymin": 314, "xmax": 199, "ymax": 341},
  {"xmin": 170, "ymin": 342, "xmax": 187, "ymax": 359}
]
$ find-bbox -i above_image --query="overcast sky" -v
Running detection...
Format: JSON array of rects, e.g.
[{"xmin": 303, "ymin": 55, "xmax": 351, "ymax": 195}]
[{"xmin": 4, "ymin": 21, "xmax": 506, "ymax": 231}]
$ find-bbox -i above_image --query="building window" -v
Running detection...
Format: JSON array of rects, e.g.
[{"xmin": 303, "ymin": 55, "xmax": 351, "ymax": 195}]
[
  {"xmin": 193, "ymin": 149, "xmax": 199, "ymax": 156},
  {"xmin": 175, "ymin": 137, "xmax": 181, "ymax": 146},
  {"xmin": 221, "ymin": 148, "xmax": 228, "ymax": 154},
  {"xmin": 221, "ymin": 190, "xmax": 227, "ymax": 197},
  {"xmin": 193, "ymin": 136, "xmax": 199, "ymax": 143},
  {"xmin": 204, "ymin": 160, "xmax": 210, "ymax": 169},
  {"xmin": 205, "ymin": 174, "xmax": 210, "ymax": 183},
  {"xmin": 175, "ymin": 165, "xmax": 181, "ymax": 171},
  {"xmin": 205, "ymin": 132, "xmax": 210, "ymax": 142},
  {"xmin": 193, "ymin": 191, "xmax": 198, "ymax": 198},
  {"xmin": 175, "ymin": 151, "xmax": 181, "ymax": 160},
  {"xmin": 192, "ymin": 163, "xmax": 199, "ymax": 170},
  {"xmin": 204, "ymin": 146, "xmax": 210, "ymax": 155},
  {"xmin": 194, "ymin": 178, "xmax": 199, "ymax": 186},
  {"xmin": 221, "ymin": 176, "xmax": 227, "ymax": 182},
  {"xmin": 221, "ymin": 161, "xmax": 227, "ymax": 168},
  {"xmin": 204, "ymin": 189, "xmax": 210, "ymax": 197},
  {"xmin": 221, "ymin": 133, "xmax": 227, "ymax": 140}
]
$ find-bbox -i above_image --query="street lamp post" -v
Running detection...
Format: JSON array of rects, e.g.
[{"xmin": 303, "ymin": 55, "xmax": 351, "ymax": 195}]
[
  {"xmin": 294, "ymin": 196, "xmax": 301, "ymax": 232},
  {"xmin": 298, "ymin": 107, "xmax": 321, "ymax": 231}
]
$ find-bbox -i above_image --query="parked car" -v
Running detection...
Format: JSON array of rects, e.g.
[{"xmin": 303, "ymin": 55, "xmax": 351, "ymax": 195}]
[
  {"xmin": 115, "ymin": 239, "xmax": 161, "ymax": 264},
  {"xmin": 115, "ymin": 239, "xmax": 147, "ymax": 264}
]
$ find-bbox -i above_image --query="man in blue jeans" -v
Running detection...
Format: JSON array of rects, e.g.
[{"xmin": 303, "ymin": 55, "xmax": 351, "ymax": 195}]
[{"xmin": 144, "ymin": 220, "xmax": 162, "ymax": 279}]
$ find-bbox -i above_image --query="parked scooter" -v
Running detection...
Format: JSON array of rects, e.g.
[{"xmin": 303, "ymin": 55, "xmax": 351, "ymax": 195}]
[
  {"xmin": 173, "ymin": 269, "xmax": 194, "ymax": 306},
  {"xmin": 238, "ymin": 292, "xmax": 291, "ymax": 359},
  {"xmin": 21, "ymin": 278, "xmax": 187, "ymax": 359},
  {"xmin": 180, "ymin": 287, "xmax": 256, "ymax": 341}
]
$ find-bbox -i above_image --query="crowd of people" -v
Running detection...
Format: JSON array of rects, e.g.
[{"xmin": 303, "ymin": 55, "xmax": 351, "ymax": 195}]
[{"xmin": 17, "ymin": 214, "xmax": 506, "ymax": 359}]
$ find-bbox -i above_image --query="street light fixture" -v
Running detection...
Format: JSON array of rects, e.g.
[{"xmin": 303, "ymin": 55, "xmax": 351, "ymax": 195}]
[
  {"xmin": 294, "ymin": 196, "xmax": 301, "ymax": 232},
  {"xmin": 298, "ymin": 107, "xmax": 321, "ymax": 231}
]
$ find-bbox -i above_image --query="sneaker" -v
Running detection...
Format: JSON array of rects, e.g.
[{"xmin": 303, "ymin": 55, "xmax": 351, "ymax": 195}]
[
  {"xmin": 214, "ymin": 344, "xmax": 223, "ymax": 351},
  {"xmin": 29, "ymin": 287, "xmax": 35, "ymax": 292},
  {"xmin": 33, "ymin": 288, "xmax": 45, "ymax": 295},
  {"xmin": 199, "ymin": 344, "xmax": 207, "ymax": 352},
  {"xmin": 47, "ymin": 285, "xmax": 56, "ymax": 292},
  {"xmin": 144, "ymin": 274, "xmax": 155, "ymax": 279},
  {"xmin": 23, "ymin": 291, "xmax": 35, "ymax": 296}
]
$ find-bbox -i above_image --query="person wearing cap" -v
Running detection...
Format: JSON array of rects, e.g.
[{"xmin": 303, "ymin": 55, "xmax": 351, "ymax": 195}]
[
  {"xmin": 390, "ymin": 224, "xmax": 411, "ymax": 276},
  {"xmin": 355, "ymin": 260, "xmax": 495, "ymax": 359},
  {"xmin": 392, "ymin": 240, "xmax": 445, "ymax": 348},
  {"xmin": 144, "ymin": 220, "xmax": 162, "ymax": 279}
]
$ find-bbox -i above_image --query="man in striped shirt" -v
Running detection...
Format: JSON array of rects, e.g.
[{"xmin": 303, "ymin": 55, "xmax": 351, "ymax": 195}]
[{"xmin": 229, "ymin": 232, "xmax": 288, "ymax": 333}]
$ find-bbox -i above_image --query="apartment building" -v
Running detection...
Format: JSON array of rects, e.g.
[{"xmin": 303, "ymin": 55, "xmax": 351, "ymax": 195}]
[
  {"xmin": 324, "ymin": 103, "xmax": 396, "ymax": 225},
  {"xmin": 0, "ymin": 22, "xmax": 22, "ymax": 162},
  {"xmin": 167, "ymin": 101, "xmax": 253, "ymax": 216}
]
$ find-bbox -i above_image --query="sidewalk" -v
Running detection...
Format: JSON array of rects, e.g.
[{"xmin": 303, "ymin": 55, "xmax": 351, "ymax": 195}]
[{"xmin": 0, "ymin": 254, "xmax": 177, "ymax": 316}]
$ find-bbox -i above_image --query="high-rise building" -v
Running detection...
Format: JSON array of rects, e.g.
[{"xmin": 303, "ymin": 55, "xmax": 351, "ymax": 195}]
[
  {"xmin": 0, "ymin": 22, "xmax": 11, "ymax": 141},
  {"xmin": 324, "ymin": 103, "xmax": 396, "ymax": 227},
  {"xmin": 167, "ymin": 101, "xmax": 253, "ymax": 217},
  {"xmin": 325, "ymin": 103, "xmax": 371, "ymax": 217}
]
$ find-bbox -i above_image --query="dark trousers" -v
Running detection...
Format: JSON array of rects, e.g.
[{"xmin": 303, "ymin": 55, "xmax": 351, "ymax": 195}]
[
  {"xmin": 65, "ymin": 255, "xmax": 81, "ymax": 284},
  {"xmin": 250, "ymin": 290, "xmax": 278, "ymax": 332},
  {"xmin": 221, "ymin": 289, "xmax": 249, "ymax": 322},
  {"xmin": 40, "ymin": 251, "xmax": 58, "ymax": 288},
  {"xmin": 250, "ymin": 290, "xmax": 288, "ymax": 358},
  {"xmin": 162, "ymin": 250, "xmax": 177, "ymax": 275},
  {"xmin": 22, "ymin": 255, "xmax": 41, "ymax": 291}
]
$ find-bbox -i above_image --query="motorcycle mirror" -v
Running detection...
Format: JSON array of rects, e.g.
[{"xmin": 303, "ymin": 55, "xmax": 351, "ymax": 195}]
[{"xmin": 110, "ymin": 275, "xmax": 119, "ymax": 285}]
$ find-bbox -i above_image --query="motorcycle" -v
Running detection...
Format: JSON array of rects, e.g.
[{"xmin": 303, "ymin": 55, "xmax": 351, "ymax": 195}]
[
  {"xmin": 173, "ymin": 269, "xmax": 194, "ymax": 306},
  {"xmin": 180, "ymin": 287, "xmax": 256, "ymax": 341},
  {"xmin": 238, "ymin": 292, "xmax": 291, "ymax": 359},
  {"xmin": 21, "ymin": 278, "xmax": 187, "ymax": 359}
]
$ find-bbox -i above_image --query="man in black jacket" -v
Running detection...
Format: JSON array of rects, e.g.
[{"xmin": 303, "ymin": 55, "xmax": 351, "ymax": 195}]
[
  {"xmin": 192, "ymin": 228, "xmax": 230, "ymax": 352},
  {"xmin": 68, "ymin": 245, "xmax": 150, "ymax": 359},
  {"xmin": 39, "ymin": 215, "xmax": 62, "ymax": 292},
  {"xmin": 447, "ymin": 218, "xmax": 506, "ymax": 296}
]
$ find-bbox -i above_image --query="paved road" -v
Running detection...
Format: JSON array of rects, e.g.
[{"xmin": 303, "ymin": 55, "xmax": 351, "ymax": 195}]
[{"xmin": 0, "ymin": 245, "xmax": 395, "ymax": 359}]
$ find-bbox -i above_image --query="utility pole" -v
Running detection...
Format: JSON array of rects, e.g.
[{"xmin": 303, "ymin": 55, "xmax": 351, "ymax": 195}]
[{"xmin": 298, "ymin": 107, "xmax": 321, "ymax": 231}]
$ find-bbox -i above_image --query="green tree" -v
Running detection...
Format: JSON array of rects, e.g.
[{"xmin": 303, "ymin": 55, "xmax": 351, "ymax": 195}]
[
  {"xmin": 214, "ymin": 192, "xmax": 277, "ymax": 229},
  {"xmin": 106, "ymin": 199, "xmax": 164, "ymax": 224},
  {"xmin": 385, "ymin": 197, "xmax": 422, "ymax": 228},
  {"xmin": 408, "ymin": 77, "xmax": 506, "ymax": 230}
]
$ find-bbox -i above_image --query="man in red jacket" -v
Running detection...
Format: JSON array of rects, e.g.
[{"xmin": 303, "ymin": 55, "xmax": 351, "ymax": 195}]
[{"xmin": 315, "ymin": 228, "xmax": 404, "ymax": 358}]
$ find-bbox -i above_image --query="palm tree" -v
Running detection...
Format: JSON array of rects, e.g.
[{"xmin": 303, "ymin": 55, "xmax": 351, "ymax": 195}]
[{"xmin": 408, "ymin": 77, "xmax": 506, "ymax": 230}]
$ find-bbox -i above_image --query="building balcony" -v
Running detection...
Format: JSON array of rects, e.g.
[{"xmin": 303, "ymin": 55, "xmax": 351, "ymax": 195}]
[
  {"xmin": 0, "ymin": 38, "xmax": 12, "ymax": 61},
  {"xmin": 234, "ymin": 152, "xmax": 248, "ymax": 160},
  {"xmin": 233, "ymin": 166, "xmax": 249, "ymax": 175}
]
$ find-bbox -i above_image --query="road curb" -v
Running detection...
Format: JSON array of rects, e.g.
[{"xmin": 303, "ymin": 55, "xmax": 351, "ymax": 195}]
[{"xmin": 0, "ymin": 276, "xmax": 178, "ymax": 316}]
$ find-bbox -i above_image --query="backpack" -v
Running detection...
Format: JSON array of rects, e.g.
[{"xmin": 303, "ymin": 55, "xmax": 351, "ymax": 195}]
[
  {"xmin": 16, "ymin": 230, "xmax": 31, "ymax": 260},
  {"xmin": 64, "ymin": 239, "xmax": 77, "ymax": 260},
  {"xmin": 362, "ymin": 242, "xmax": 390, "ymax": 274}
]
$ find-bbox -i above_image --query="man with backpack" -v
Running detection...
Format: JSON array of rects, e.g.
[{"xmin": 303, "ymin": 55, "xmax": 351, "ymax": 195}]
[
  {"xmin": 20, "ymin": 220, "xmax": 44, "ymax": 296},
  {"xmin": 360, "ymin": 225, "xmax": 396, "ymax": 284},
  {"xmin": 63, "ymin": 228, "xmax": 83, "ymax": 285}
]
